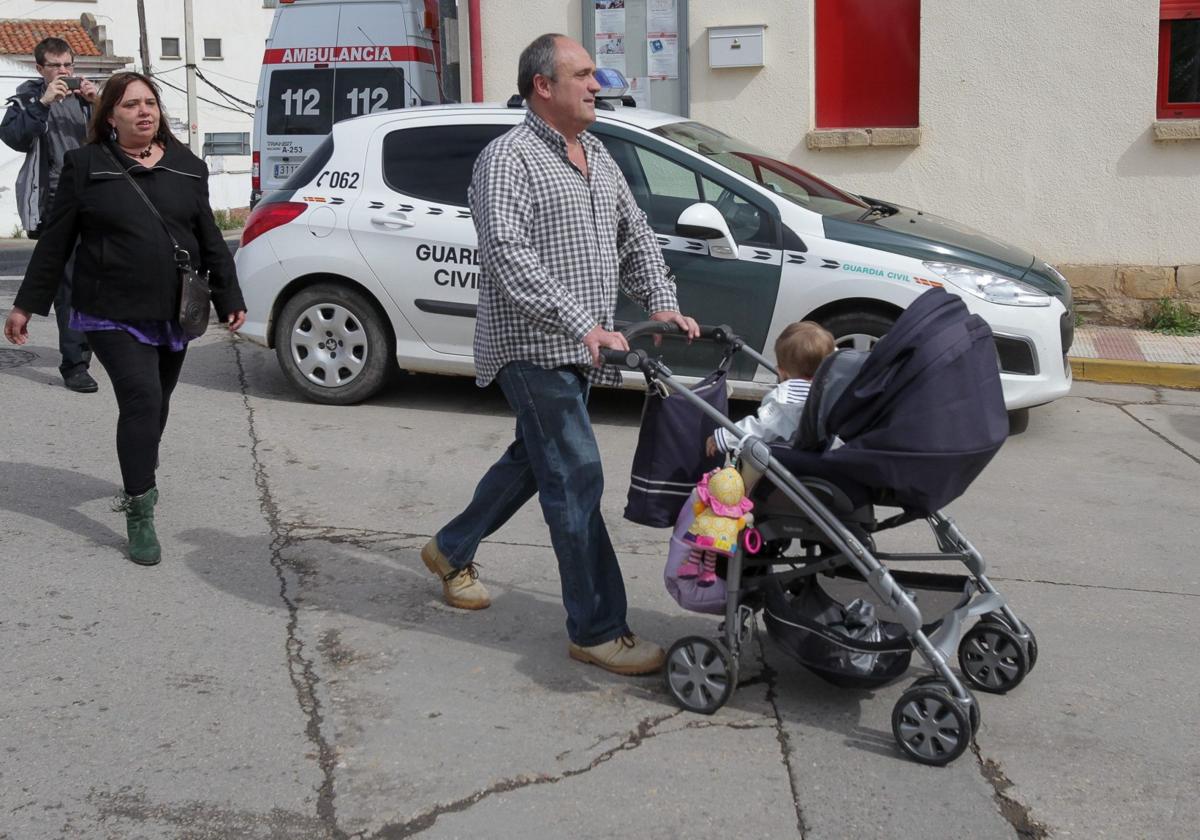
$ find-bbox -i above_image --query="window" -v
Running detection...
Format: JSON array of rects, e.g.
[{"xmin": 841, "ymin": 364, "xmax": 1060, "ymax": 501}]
[
  {"xmin": 266, "ymin": 69, "xmax": 334, "ymax": 135},
  {"xmin": 598, "ymin": 133, "xmax": 775, "ymax": 247},
  {"xmin": 1159, "ymin": 2, "xmax": 1200, "ymax": 118},
  {"xmin": 161, "ymin": 37, "xmax": 180, "ymax": 59},
  {"xmin": 203, "ymin": 132, "xmax": 250, "ymax": 156},
  {"xmin": 203, "ymin": 38, "xmax": 222, "ymax": 59},
  {"xmin": 265, "ymin": 68, "xmax": 407, "ymax": 138},
  {"xmin": 382, "ymin": 125, "xmax": 509, "ymax": 205},
  {"xmin": 654, "ymin": 122, "xmax": 868, "ymax": 217},
  {"xmin": 814, "ymin": 0, "xmax": 919, "ymax": 128}
]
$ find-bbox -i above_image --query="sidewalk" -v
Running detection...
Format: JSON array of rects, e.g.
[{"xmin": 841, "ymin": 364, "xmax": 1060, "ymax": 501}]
[{"xmin": 1070, "ymin": 325, "xmax": 1200, "ymax": 389}]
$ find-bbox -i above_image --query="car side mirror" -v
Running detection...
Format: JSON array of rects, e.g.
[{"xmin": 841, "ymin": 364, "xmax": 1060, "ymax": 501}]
[{"xmin": 675, "ymin": 202, "xmax": 738, "ymax": 261}]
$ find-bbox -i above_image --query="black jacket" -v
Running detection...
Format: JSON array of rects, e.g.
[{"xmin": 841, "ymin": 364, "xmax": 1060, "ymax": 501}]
[{"xmin": 16, "ymin": 140, "xmax": 244, "ymax": 322}]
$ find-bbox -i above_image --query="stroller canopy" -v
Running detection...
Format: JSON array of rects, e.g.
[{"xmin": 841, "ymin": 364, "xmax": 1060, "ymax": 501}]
[{"xmin": 789, "ymin": 287, "xmax": 1008, "ymax": 515}]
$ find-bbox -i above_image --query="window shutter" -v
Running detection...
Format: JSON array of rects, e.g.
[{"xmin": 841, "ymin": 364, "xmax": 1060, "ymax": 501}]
[
  {"xmin": 1161, "ymin": 1, "xmax": 1200, "ymax": 20},
  {"xmin": 815, "ymin": 0, "xmax": 920, "ymax": 128}
]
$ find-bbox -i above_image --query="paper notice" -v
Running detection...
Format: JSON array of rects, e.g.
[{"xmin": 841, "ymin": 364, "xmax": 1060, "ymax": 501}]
[
  {"xmin": 647, "ymin": 33, "xmax": 678, "ymax": 79},
  {"xmin": 594, "ymin": 1, "xmax": 626, "ymax": 36},
  {"xmin": 627, "ymin": 76, "xmax": 650, "ymax": 109},
  {"xmin": 647, "ymin": 0, "xmax": 678, "ymax": 34},
  {"xmin": 596, "ymin": 33, "xmax": 626, "ymax": 74}
]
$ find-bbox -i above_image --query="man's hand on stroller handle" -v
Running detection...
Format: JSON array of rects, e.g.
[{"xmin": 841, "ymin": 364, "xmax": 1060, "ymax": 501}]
[
  {"xmin": 587, "ymin": 313, "xmax": 697, "ymax": 366},
  {"xmin": 584, "ymin": 324, "xmax": 630, "ymax": 367},
  {"xmin": 649, "ymin": 310, "xmax": 700, "ymax": 345},
  {"xmin": 598, "ymin": 319, "xmax": 737, "ymax": 369}
]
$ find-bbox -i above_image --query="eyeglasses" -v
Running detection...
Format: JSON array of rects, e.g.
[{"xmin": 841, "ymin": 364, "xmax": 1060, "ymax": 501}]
[{"xmin": 39, "ymin": 62, "xmax": 74, "ymax": 70}]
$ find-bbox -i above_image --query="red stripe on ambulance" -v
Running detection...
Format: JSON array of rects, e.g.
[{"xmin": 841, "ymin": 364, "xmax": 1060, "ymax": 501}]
[{"xmin": 263, "ymin": 46, "xmax": 434, "ymax": 65}]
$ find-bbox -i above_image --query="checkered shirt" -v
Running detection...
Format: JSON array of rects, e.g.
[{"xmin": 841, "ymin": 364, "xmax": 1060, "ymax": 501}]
[{"xmin": 469, "ymin": 110, "xmax": 679, "ymax": 386}]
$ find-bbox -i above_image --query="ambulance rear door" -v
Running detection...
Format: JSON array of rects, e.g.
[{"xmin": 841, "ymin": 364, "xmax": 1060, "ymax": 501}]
[
  {"xmin": 254, "ymin": 0, "xmax": 440, "ymax": 202},
  {"xmin": 335, "ymin": 0, "xmax": 440, "ymax": 110}
]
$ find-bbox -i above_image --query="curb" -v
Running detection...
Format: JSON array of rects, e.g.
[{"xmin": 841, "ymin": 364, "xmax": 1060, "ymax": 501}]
[{"xmin": 1069, "ymin": 357, "xmax": 1200, "ymax": 390}]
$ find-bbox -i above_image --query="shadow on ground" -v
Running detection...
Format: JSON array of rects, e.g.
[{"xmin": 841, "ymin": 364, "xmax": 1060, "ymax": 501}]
[
  {"xmin": 177, "ymin": 525, "xmax": 920, "ymax": 762},
  {"xmin": 0, "ymin": 462, "xmax": 122, "ymax": 546}
]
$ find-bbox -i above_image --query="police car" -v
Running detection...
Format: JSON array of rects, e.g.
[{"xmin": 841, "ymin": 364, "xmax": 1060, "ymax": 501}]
[{"xmin": 235, "ymin": 92, "xmax": 1074, "ymax": 415}]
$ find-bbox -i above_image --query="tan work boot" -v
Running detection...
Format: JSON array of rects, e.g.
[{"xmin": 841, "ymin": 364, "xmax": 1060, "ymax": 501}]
[
  {"xmin": 421, "ymin": 539, "xmax": 491, "ymax": 610},
  {"xmin": 568, "ymin": 634, "xmax": 666, "ymax": 676}
]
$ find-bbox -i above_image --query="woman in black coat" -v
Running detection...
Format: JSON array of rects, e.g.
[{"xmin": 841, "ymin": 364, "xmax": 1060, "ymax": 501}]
[{"xmin": 3, "ymin": 71, "xmax": 246, "ymax": 566}]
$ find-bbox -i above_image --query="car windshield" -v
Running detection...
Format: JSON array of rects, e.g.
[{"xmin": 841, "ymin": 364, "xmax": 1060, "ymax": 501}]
[{"xmin": 652, "ymin": 121, "xmax": 869, "ymax": 215}]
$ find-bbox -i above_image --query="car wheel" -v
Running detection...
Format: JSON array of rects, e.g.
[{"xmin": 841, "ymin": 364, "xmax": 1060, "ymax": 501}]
[
  {"xmin": 274, "ymin": 283, "xmax": 392, "ymax": 405},
  {"xmin": 819, "ymin": 310, "xmax": 897, "ymax": 352}
]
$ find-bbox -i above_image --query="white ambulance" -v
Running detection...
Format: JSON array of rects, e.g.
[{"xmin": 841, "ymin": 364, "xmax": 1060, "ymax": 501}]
[{"xmin": 251, "ymin": 0, "xmax": 446, "ymax": 205}]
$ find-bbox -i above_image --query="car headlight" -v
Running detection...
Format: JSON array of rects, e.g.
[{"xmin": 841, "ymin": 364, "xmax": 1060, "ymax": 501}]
[{"xmin": 922, "ymin": 261, "xmax": 1051, "ymax": 307}]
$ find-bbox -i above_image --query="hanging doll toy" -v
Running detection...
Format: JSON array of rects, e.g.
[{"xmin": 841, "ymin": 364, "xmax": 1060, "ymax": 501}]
[{"xmin": 678, "ymin": 466, "xmax": 755, "ymax": 587}]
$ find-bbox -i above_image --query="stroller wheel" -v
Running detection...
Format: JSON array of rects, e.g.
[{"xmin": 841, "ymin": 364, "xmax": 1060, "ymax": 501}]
[
  {"xmin": 892, "ymin": 685, "xmax": 973, "ymax": 766},
  {"xmin": 982, "ymin": 613, "xmax": 1039, "ymax": 672},
  {"xmin": 958, "ymin": 621, "xmax": 1030, "ymax": 694},
  {"xmin": 665, "ymin": 636, "xmax": 734, "ymax": 715},
  {"xmin": 911, "ymin": 676, "xmax": 981, "ymax": 735}
]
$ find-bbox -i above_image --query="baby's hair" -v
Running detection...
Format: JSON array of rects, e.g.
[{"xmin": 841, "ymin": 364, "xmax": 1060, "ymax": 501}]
[{"xmin": 774, "ymin": 321, "xmax": 835, "ymax": 379}]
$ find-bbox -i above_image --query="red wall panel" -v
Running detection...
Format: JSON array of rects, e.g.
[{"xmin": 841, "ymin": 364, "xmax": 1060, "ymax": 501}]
[
  {"xmin": 815, "ymin": 0, "xmax": 920, "ymax": 128},
  {"xmin": 1161, "ymin": 1, "xmax": 1200, "ymax": 20}
]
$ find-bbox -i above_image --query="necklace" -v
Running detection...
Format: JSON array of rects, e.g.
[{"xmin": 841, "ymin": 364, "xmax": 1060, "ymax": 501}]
[{"xmin": 120, "ymin": 142, "xmax": 155, "ymax": 160}]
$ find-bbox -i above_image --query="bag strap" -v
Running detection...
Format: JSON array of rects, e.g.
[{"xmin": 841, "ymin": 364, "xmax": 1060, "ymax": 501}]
[{"xmin": 102, "ymin": 144, "xmax": 191, "ymax": 267}]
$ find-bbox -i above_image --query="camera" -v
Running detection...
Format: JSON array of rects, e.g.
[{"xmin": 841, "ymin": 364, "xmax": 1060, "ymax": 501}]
[{"xmin": 65, "ymin": 77, "xmax": 81, "ymax": 91}]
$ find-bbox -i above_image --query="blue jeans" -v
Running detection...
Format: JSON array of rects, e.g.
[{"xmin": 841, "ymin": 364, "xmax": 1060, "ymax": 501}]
[{"xmin": 435, "ymin": 362, "xmax": 630, "ymax": 647}]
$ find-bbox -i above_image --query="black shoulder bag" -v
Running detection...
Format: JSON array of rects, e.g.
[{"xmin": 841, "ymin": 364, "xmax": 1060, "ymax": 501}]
[{"xmin": 104, "ymin": 146, "xmax": 212, "ymax": 339}]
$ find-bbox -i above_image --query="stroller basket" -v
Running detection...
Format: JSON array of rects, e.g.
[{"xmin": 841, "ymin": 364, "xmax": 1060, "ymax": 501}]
[{"xmin": 762, "ymin": 577, "xmax": 913, "ymax": 689}]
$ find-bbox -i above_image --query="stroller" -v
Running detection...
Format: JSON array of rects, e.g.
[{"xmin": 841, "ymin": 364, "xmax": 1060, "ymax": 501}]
[{"xmin": 606, "ymin": 289, "xmax": 1038, "ymax": 766}]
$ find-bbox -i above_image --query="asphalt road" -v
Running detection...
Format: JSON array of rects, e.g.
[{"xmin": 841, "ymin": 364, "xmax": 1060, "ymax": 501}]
[{"xmin": 2, "ymin": 297, "xmax": 1198, "ymax": 839}]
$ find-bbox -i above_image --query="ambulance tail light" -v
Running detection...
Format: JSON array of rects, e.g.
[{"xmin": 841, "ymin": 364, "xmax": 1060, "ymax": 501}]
[
  {"xmin": 251, "ymin": 151, "xmax": 260, "ymax": 192},
  {"xmin": 242, "ymin": 201, "xmax": 307, "ymax": 247}
]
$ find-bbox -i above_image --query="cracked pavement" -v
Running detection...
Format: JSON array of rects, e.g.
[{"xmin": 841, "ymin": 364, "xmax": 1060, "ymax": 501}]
[{"xmin": 2, "ymin": 311, "xmax": 1198, "ymax": 839}]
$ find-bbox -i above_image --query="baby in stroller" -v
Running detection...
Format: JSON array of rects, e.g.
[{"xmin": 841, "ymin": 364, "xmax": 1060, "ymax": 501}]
[{"xmin": 705, "ymin": 321, "xmax": 835, "ymax": 458}]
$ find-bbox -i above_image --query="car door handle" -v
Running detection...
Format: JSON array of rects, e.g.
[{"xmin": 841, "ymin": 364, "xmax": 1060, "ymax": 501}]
[{"xmin": 371, "ymin": 212, "xmax": 415, "ymax": 230}]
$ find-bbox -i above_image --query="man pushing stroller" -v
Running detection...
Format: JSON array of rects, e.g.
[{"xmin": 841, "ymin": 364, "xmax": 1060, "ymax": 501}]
[{"xmin": 420, "ymin": 34, "xmax": 699, "ymax": 677}]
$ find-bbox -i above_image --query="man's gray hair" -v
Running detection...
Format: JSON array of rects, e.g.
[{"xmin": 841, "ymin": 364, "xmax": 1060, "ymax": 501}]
[{"xmin": 517, "ymin": 33, "xmax": 563, "ymax": 100}]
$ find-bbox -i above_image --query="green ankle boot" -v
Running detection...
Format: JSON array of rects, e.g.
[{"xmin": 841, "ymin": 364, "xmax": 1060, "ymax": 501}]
[{"xmin": 115, "ymin": 488, "xmax": 161, "ymax": 566}]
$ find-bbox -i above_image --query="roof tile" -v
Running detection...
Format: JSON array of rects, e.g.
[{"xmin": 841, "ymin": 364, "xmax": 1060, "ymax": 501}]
[{"xmin": 0, "ymin": 19, "xmax": 103, "ymax": 58}]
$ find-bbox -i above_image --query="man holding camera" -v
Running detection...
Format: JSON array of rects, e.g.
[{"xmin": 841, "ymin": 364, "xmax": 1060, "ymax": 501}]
[{"xmin": 1, "ymin": 37, "xmax": 99, "ymax": 392}]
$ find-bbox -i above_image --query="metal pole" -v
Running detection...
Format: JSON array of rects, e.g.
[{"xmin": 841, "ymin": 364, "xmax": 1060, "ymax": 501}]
[
  {"xmin": 183, "ymin": 0, "xmax": 201, "ymax": 154},
  {"xmin": 136, "ymin": 0, "xmax": 151, "ymax": 75}
]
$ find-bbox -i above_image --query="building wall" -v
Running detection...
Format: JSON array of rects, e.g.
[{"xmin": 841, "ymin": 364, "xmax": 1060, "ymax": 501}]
[
  {"xmin": 0, "ymin": 0, "xmax": 273, "ymax": 227},
  {"xmin": 474, "ymin": 0, "xmax": 1198, "ymax": 271},
  {"xmin": 465, "ymin": 0, "xmax": 584, "ymax": 104}
]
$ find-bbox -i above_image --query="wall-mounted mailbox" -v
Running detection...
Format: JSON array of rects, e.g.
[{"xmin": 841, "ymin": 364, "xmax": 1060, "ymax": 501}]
[{"xmin": 708, "ymin": 25, "xmax": 765, "ymax": 69}]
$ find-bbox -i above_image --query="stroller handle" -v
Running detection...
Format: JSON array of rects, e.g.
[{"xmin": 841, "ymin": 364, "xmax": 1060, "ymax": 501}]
[{"xmin": 600, "ymin": 320, "xmax": 741, "ymax": 368}]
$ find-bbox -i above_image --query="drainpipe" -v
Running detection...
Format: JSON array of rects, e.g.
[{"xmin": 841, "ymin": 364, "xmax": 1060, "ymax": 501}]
[{"xmin": 468, "ymin": 0, "xmax": 483, "ymax": 102}]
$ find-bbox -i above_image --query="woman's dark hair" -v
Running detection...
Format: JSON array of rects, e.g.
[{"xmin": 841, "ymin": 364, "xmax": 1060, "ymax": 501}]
[{"xmin": 88, "ymin": 71, "xmax": 175, "ymax": 146}]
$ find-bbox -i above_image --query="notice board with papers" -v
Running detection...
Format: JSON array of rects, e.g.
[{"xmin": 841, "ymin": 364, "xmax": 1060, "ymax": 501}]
[{"xmin": 583, "ymin": 0, "xmax": 690, "ymax": 116}]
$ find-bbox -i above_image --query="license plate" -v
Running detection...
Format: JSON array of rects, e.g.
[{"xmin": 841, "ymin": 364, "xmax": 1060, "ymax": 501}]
[{"xmin": 273, "ymin": 161, "xmax": 303, "ymax": 178}]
